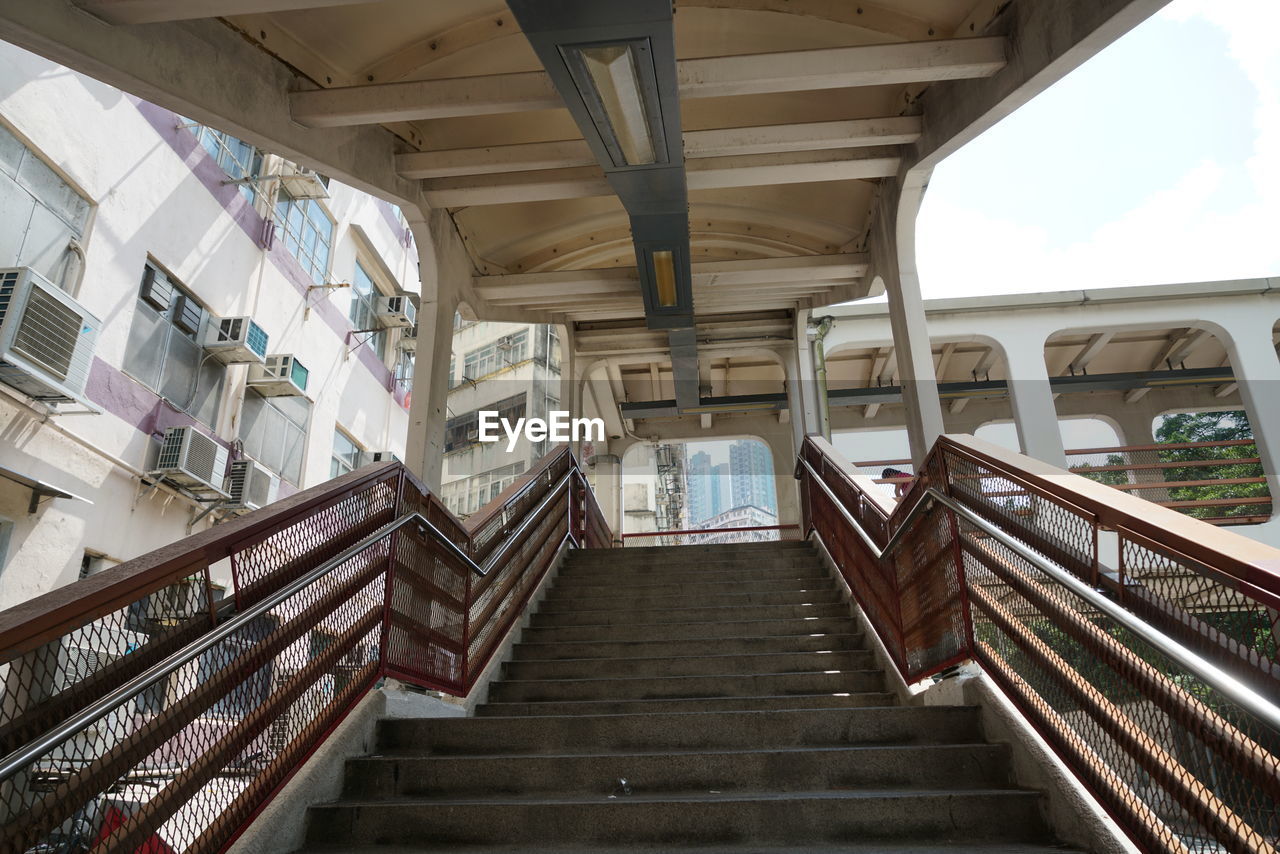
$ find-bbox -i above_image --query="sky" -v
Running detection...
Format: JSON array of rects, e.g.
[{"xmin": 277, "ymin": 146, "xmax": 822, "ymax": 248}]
[{"xmin": 914, "ymin": 0, "xmax": 1280, "ymax": 299}]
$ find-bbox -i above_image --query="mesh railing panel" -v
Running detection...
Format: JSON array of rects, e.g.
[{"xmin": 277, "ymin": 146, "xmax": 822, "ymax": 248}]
[
  {"xmin": 962, "ymin": 517, "xmax": 1280, "ymax": 854},
  {"xmin": 0, "ymin": 451, "xmax": 612, "ymax": 853}
]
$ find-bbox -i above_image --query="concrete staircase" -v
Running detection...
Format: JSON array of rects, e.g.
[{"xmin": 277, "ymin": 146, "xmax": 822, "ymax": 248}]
[{"xmin": 300, "ymin": 541, "xmax": 1071, "ymax": 852}]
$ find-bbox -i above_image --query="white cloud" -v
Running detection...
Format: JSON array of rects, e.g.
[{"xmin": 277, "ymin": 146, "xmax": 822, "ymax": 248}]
[{"xmin": 918, "ymin": 0, "xmax": 1280, "ymax": 299}]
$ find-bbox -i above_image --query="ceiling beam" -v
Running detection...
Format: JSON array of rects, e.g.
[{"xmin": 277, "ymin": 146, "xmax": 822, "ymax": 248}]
[
  {"xmin": 291, "ymin": 38, "xmax": 1006, "ymax": 128},
  {"xmin": 395, "ymin": 116, "xmax": 921, "ymax": 179},
  {"xmin": 424, "ymin": 151, "xmax": 900, "ymax": 207},
  {"xmin": 950, "ymin": 346, "xmax": 999, "ymax": 414},
  {"xmin": 72, "ymin": 0, "xmax": 383, "ymax": 24},
  {"xmin": 1067, "ymin": 332, "xmax": 1113, "ymax": 374},
  {"xmin": 1126, "ymin": 328, "xmax": 1213, "ymax": 403},
  {"xmin": 473, "ymin": 253, "xmax": 868, "ymax": 298}
]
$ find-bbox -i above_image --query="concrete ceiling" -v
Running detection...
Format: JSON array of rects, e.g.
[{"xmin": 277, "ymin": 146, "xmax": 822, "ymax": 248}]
[{"xmin": 195, "ymin": 0, "xmax": 1008, "ymax": 327}]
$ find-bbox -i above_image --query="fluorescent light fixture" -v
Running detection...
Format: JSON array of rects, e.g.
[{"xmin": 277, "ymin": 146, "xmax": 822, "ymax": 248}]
[
  {"xmin": 652, "ymin": 249, "xmax": 678, "ymax": 307},
  {"xmin": 580, "ymin": 44, "xmax": 656, "ymax": 164},
  {"xmin": 563, "ymin": 39, "xmax": 665, "ymax": 168}
]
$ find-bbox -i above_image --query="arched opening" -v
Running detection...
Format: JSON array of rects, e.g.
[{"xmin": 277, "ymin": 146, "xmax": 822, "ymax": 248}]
[{"xmin": 621, "ymin": 437, "xmax": 784, "ymax": 546}]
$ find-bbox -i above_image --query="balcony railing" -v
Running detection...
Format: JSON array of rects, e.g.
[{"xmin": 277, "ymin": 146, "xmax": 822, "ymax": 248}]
[
  {"xmin": 856, "ymin": 438, "xmax": 1273, "ymax": 525},
  {"xmin": 799, "ymin": 434, "xmax": 1280, "ymax": 854},
  {"xmin": 0, "ymin": 447, "xmax": 608, "ymax": 854}
]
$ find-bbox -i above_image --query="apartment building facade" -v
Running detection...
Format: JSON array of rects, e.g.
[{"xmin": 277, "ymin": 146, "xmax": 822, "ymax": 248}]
[{"xmin": 0, "ymin": 43, "xmax": 420, "ymax": 608}]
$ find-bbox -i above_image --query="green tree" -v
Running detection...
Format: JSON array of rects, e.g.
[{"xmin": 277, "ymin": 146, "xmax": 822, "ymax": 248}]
[{"xmin": 1154, "ymin": 411, "xmax": 1269, "ymax": 520}]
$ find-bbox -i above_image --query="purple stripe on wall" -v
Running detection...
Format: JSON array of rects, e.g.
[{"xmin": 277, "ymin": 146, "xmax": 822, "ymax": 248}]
[
  {"xmin": 86, "ymin": 357, "xmax": 232, "ymax": 448},
  {"xmin": 130, "ymin": 98, "xmax": 394, "ymax": 391}
]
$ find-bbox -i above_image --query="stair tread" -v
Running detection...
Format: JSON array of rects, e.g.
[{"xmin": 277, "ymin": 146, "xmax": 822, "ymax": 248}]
[
  {"xmin": 496, "ymin": 668, "xmax": 880, "ymax": 685},
  {"xmin": 303, "ymin": 846, "xmax": 1077, "ymax": 854},
  {"xmin": 359, "ymin": 742, "xmax": 1002, "ymax": 762},
  {"xmin": 508, "ymin": 649, "xmax": 863, "ymax": 667},
  {"xmin": 322, "ymin": 787, "xmax": 1043, "ymax": 808}
]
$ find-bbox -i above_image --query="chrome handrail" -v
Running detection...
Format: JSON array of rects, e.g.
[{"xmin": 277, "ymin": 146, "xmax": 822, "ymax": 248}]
[
  {"xmin": 0, "ymin": 509, "xmax": 446, "ymax": 782},
  {"xmin": 799, "ymin": 453, "xmax": 1280, "ymax": 733}
]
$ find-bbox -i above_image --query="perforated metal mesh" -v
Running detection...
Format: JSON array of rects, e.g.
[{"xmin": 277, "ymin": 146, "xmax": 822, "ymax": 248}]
[{"xmin": 0, "ymin": 453, "xmax": 610, "ymax": 853}]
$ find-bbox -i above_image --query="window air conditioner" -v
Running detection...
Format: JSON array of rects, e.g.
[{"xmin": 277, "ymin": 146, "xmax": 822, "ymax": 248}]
[
  {"xmin": 374, "ymin": 295, "xmax": 416, "ymax": 329},
  {"xmin": 224, "ymin": 458, "xmax": 280, "ymax": 513},
  {"xmin": 247, "ymin": 354, "xmax": 309, "ymax": 397},
  {"xmin": 397, "ymin": 324, "xmax": 417, "ymax": 354},
  {"xmin": 152, "ymin": 426, "xmax": 230, "ymax": 496},
  {"xmin": 0, "ymin": 267, "xmax": 100, "ymax": 407},
  {"xmin": 359, "ymin": 450, "xmax": 400, "ymax": 466},
  {"xmin": 203, "ymin": 316, "xmax": 269, "ymax": 364}
]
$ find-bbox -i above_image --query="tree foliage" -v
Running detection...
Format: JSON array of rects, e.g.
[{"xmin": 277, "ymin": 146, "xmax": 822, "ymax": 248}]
[{"xmin": 1154, "ymin": 411, "xmax": 1269, "ymax": 520}]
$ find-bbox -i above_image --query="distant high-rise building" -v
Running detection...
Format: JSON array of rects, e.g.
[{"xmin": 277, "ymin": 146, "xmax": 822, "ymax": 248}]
[
  {"xmin": 685, "ymin": 450, "xmax": 713, "ymax": 525},
  {"xmin": 729, "ymin": 440, "xmax": 777, "ymax": 515},
  {"xmin": 710, "ymin": 462, "xmax": 730, "ymax": 518}
]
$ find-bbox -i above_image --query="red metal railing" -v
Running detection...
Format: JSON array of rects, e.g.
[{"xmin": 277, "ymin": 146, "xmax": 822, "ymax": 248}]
[
  {"xmin": 0, "ymin": 447, "xmax": 608, "ymax": 854},
  {"xmin": 856, "ymin": 438, "xmax": 1274, "ymax": 525},
  {"xmin": 799, "ymin": 434, "xmax": 1280, "ymax": 854}
]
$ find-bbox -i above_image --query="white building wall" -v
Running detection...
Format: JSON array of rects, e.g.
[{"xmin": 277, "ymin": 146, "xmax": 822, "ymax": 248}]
[{"xmin": 0, "ymin": 44, "xmax": 419, "ymax": 607}]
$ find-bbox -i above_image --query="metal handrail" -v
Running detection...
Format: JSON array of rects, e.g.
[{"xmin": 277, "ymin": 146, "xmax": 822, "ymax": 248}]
[
  {"xmin": 0, "ymin": 509, "xmax": 449, "ymax": 782},
  {"xmin": 799, "ymin": 451, "xmax": 1280, "ymax": 733},
  {"xmin": 939, "ymin": 489, "xmax": 1280, "ymax": 734},
  {"xmin": 478, "ymin": 470, "xmax": 573, "ymax": 575},
  {"xmin": 796, "ymin": 456, "xmax": 932, "ymax": 558}
]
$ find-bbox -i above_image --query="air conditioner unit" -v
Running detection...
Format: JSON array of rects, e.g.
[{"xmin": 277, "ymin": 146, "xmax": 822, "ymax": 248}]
[
  {"xmin": 247, "ymin": 354, "xmax": 309, "ymax": 397},
  {"xmin": 397, "ymin": 324, "xmax": 417, "ymax": 354},
  {"xmin": 224, "ymin": 458, "xmax": 280, "ymax": 513},
  {"xmin": 360, "ymin": 450, "xmax": 400, "ymax": 466},
  {"xmin": 152, "ymin": 426, "xmax": 230, "ymax": 496},
  {"xmin": 277, "ymin": 163, "xmax": 329, "ymax": 200},
  {"xmin": 374, "ymin": 295, "xmax": 416, "ymax": 329},
  {"xmin": 0, "ymin": 267, "xmax": 100, "ymax": 407},
  {"xmin": 203, "ymin": 316, "xmax": 269, "ymax": 364}
]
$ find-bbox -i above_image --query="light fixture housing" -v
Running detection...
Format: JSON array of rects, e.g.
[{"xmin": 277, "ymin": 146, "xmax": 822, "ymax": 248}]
[
  {"xmin": 637, "ymin": 242, "xmax": 692, "ymax": 328},
  {"xmin": 561, "ymin": 38, "xmax": 667, "ymax": 169}
]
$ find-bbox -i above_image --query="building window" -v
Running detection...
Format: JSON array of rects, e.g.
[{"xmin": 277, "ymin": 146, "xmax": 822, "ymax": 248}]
[
  {"xmin": 444, "ymin": 393, "xmax": 526, "ymax": 453},
  {"xmin": 447, "ymin": 354, "xmax": 457, "ymax": 389},
  {"xmin": 395, "ymin": 350, "xmax": 414, "ymax": 394},
  {"xmin": 442, "ymin": 461, "xmax": 526, "ymax": 516},
  {"xmin": 185, "ymin": 121, "xmax": 261, "ymax": 203},
  {"xmin": 122, "ymin": 262, "xmax": 224, "ymax": 427},
  {"xmin": 463, "ymin": 330, "xmax": 528, "ymax": 381},
  {"xmin": 275, "ymin": 191, "xmax": 333, "ymax": 284},
  {"xmin": 0, "ymin": 122, "xmax": 91, "ymax": 287},
  {"xmin": 348, "ymin": 261, "xmax": 388, "ymax": 360},
  {"xmin": 240, "ymin": 391, "xmax": 310, "ymax": 485},
  {"xmin": 331, "ymin": 428, "xmax": 362, "ymax": 479}
]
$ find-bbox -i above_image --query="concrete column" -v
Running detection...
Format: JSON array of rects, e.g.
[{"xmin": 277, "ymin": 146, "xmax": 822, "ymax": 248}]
[
  {"xmin": 763, "ymin": 427, "xmax": 800, "ymax": 527},
  {"xmin": 404, "ymin": 209, "xmax": 470, "ymax": 492},
  {"xmin": 1217, "ymin": 317, "xmax": 1280, "ymax": 502},
  {"xmin": 1002, "ymin": 333, "xmax": 1067, "ymax": 469},
  {"xmin": 590, "ymin": 451, "xmax": 623, "ymax": 543},
  {"xmin": 871, "ymin": 180, "xmax": 944, "ymax": 465},
  {"xmin": 786, "ymin": 312, "xmax": 822, "ymax": 450}
]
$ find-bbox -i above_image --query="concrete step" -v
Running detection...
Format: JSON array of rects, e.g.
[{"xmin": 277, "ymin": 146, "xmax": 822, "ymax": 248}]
[
  {"xmin": 488, "ymin": 669, "xmax": 885, "ymax": 704},
  {"xmin": 554, "ymin": 567, "xmax": 832, "ymax": 588},
  {"xmin": 530, "ymin": 601, "xmax": 849, "ymax": 628},
  {"xmin": 503, "ymin": 649, "xmax": 875, "ymax": 681},
  {"xmin": 547, "ymin": 575, "xmax": 834, "ymax": 599},
  {"xmin": 589, "ymin": 542, "xmax": 813, "ymax": 558},
  {"xmin": 561, "ymin": 554, "xmax": 821, "ymax": 575},
  {"xmin": 306, "ymin": 789, "xmax": 1051, "ymax": 847},
  {"xmin": 509, "ymin": 631, "xmax": 866, "ymax": 661},
  {"xmin": 379, "ymin": 706, "xmax": 983, "ymax": 755},
  {"xmin": 538, "ymin": 587, "xmax": 843, "ymax": 613},
  {"xmin": 520, "ymin": 615, "xmax": 856, "ymax": 644},
  {"xmin": 301, "ymin": 845, "xmax": 1080, "ymax": 854},
  {"xmin": 343, "ymin": 742, "xmax": 1014, "ymax": 799},
  {"xmin": 476, "ymin": 692, "xmax": 899, "ymax": 717}
]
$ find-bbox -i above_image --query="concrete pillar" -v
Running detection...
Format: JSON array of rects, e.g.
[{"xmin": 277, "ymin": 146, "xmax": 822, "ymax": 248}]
[
  {"xmin": 871, "ymin": 180, "xmax": 944, "ymax": 465},
  {"xmin": 763, "ymin": 428, "xmax": 800, "ymax": 527},
  {"xmin": 403, "ymin": 209, "xmax": 469, "ymax": 492},
  {"xmin": 1217, "ymin": 317, "xmax": 1280, "ymax": 503},
  {"xmin": 1002, "ymin": 332, "xmax": 1067, "ymax": 469},
  {"xmin": 786, "ymin": 312, "xmax": 822, "ymax": 450},
  {"xmin": 590, "ymin": 451, "xmax": 623, "ymax": 543}
]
